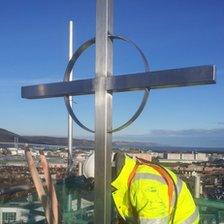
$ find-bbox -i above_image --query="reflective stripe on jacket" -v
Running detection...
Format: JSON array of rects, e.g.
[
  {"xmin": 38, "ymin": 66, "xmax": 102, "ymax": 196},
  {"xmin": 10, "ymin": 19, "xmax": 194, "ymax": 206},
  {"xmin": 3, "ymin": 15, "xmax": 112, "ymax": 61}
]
[{"xmin": 111, "ymin": 155, "xmax": 199, "ymax": 224}]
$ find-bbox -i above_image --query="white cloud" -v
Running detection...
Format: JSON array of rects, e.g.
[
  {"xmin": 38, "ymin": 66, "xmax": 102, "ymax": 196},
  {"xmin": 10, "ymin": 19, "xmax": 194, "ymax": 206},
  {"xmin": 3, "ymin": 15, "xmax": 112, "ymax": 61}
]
[{"xmin": 148, "ymin": 128, "xmax": 224, "ymax": 137}]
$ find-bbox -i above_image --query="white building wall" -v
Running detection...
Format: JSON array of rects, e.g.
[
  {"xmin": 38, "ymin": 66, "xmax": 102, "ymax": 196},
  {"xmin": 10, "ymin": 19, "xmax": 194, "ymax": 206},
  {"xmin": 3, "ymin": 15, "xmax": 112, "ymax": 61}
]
[
  {"xmin": 167, "ymin": 153, "xmax": 180, "ymax": 160},
  {"xmin": 196, "ymin": 153, "xmax": 208, "ymax": 161},
  {"xmin": 7, "ymin": 148, "xmax": 18, "ymax": 155},
  {"xmin": 17, "ymin": 149, "xmax": 25, "ymax": 155},
  {"xmin": 181, "ymin": 153, "xmax": 195, "ymax": 160}
]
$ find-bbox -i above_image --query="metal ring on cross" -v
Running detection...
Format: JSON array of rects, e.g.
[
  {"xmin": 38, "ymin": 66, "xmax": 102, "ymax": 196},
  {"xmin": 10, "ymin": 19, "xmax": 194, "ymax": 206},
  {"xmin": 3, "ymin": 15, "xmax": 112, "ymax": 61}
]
[{"xmin": 64, "ymin": 34, "xmax": 150, "ymax": 133}]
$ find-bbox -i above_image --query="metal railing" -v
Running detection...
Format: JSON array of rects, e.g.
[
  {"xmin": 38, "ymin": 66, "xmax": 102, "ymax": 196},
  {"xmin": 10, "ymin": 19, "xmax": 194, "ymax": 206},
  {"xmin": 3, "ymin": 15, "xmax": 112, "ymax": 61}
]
[
  {"xmin": 197, "ymin": 198, "xmax": 224, "ymax": 224},
  {"xmin": 1, "ymin": 183, "xmax": 224, "ymax": 224}
]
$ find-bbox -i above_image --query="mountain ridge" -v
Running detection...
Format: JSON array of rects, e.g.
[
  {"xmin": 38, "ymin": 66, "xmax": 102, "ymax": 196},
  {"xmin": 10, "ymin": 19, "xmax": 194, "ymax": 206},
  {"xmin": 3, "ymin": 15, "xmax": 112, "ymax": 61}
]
[{"xmin": 1, "ymin": 128, "xmax": 223, "ymax": 152}]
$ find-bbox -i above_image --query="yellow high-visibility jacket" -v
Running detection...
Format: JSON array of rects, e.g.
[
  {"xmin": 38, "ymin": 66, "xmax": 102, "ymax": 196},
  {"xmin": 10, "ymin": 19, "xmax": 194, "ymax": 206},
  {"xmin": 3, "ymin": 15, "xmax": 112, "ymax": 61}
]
[{"xmin": 111, "ymin": 155, "xmax": 199, "ymax": 224}]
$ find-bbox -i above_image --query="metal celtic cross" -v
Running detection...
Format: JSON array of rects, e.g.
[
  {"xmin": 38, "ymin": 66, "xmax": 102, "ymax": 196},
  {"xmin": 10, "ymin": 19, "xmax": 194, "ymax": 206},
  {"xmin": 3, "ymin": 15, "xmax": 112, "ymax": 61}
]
[{"xmin": 21, "ymin": 0, "xmax": 216, "ymax": 223}]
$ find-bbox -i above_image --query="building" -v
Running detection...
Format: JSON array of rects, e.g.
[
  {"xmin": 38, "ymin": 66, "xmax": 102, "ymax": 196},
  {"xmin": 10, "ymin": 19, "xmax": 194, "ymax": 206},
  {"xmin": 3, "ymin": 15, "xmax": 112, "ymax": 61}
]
[
  {"xmin": 160, "ymin": 152, "xmax": 208, "ymax": 163},
  {"xmin": 150, "ymin": 152, "xmax": 164, "ymax": 159},
  {"xmin": 0, "ymin": 202, "xmax": 45, "ymax": 224},
  {"xmin": 0, "ymin": 207, "xmax": 29, "ymax": 224},
  {"xmin": 196, "ymin": 153, "xmax": 208, "ymax": 161},
  {"xmin": 7, "ymin": 148, "xmax": 18, "ymax": 156},
  {"xmin": 17, "ymin": 149, "xmax": 25, "ymax": 156},
  {"xmin": 166, "ymin": 153, "xmax": 181, "ymax": 160}
]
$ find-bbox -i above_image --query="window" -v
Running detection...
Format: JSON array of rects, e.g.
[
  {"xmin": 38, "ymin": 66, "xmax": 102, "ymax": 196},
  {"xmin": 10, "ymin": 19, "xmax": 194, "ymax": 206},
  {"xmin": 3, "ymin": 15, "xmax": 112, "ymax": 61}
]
[{"xmin": 2, "ymin": 212, "xmax": 16, "ymax": 224}]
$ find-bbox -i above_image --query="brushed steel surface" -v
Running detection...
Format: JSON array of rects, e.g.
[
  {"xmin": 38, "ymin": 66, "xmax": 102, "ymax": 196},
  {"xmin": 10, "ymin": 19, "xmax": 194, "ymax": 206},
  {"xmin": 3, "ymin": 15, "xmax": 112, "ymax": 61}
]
[
  {"xmin": 94, "ymin": 0, "xmax": 113, "ymax": 223},
  {"xmin": 22, "ymin": 79, "xmax": 95, "ymax": 98},
  {"xmin": 22, "ymin": 65, "xmax": 215, "ymax": 98},
  {"xmin": 107, "ymin": 65, "xmax": 216, "ymax": 92}
]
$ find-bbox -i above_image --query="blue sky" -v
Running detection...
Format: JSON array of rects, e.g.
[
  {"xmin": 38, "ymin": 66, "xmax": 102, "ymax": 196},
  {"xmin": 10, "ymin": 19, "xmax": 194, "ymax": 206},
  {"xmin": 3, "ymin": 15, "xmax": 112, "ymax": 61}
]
[{"xmin": 0, "ymin": 0, "xmax": 224, "ymax": 147}]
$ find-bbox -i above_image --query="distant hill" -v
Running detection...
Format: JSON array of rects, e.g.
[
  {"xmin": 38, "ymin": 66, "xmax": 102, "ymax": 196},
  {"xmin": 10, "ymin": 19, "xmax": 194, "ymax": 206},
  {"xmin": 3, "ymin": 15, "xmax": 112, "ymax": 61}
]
[
  {"xmin": 23, "ymin": 135, "xmax": 95, "ymax": 148},
  {"xmin": 0, "ymin": 128, "xmax": 157, "ymax": 149},
  {"xmin": 0, "ymin": 128, "xmax": 29, "ymax": 143},
  {"xmin": 0, "ymin": 128, "xmax": 155, "ymax": 149},
  {"xmin": 0, "ymin": 128, "xmax": 94, "ymax": 148},
  {"xmin": 0, "ymin": 128, "xmax": 223, "ymax": 152}
]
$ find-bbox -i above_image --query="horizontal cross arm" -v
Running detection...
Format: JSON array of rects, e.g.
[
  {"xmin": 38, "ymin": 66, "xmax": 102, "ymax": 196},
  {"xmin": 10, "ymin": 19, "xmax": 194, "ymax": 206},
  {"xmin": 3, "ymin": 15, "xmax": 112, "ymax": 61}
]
[
  {"xmin": 21, "ymin": 65, "xmax": 215, "ymax": 99},
  {"xmin": 107, "ymin": 65, "xmax": 215, "ymax": 92},
  {"xmin": 21, "ymin": 79, "xmax": 95, "ymax": 99}
]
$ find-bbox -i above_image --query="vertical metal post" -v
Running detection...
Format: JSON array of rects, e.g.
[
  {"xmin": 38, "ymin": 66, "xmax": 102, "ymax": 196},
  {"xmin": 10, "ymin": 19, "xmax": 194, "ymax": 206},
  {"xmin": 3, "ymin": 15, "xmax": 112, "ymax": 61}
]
[
  {"xmin": 68, "ymin": 20, "xmax": 74, "ymax": 171},
  {"xmin": 95, "ymin": 0, "xmax": 113, "ymax": 223},
  {"xmin": 194, "ymin": 174, "xmax": 201, "ymax": 199},
  {"xmin": 67, "ymin": 21, "xmax": 74, "ymax": 214}
]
